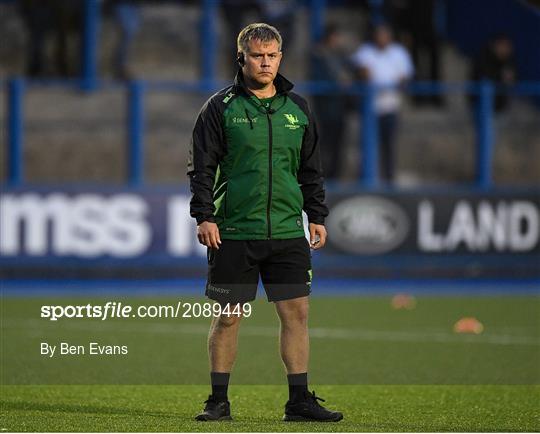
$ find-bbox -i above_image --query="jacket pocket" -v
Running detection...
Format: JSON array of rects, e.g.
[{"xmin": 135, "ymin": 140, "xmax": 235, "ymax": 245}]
[
  {"xmin": 224, "ymin": 178, "xmax": 239, "ymax": 219},
  {"xmin": 224, "ymin": 181, "xmax": 232, "ymax": 219},
  {"xmin": 290, "ymin": 181, "xmax": 304, "ymax": 214}
]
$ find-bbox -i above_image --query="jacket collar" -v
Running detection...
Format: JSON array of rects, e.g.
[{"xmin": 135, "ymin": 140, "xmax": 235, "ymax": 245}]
[{"xmin": 233, "ymin": 69, "xmax": 294, "ymax": 96}]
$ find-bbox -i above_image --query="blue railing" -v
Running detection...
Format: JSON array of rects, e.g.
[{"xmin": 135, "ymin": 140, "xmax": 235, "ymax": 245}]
[
  {"xmin": 127, "ymin": 81, "xmax": 145, "ymax": 186},
  {"xmin": 7, "ymin": 78, "xmax": 24, "ymax": 186},
  {"xmin": 74, "ymin": 0, "xmax": 328, "ymax": 90},
  {"xmin": 3, "ymin": 0, "xmax": 540, "ymax": 188},
  {"xmin": 81, "ymin": 0, "xmax": 100, "ymax": 92},
  {"xmin": 4, "ymin": 77, "xmax": 540, "ymax": 188}
]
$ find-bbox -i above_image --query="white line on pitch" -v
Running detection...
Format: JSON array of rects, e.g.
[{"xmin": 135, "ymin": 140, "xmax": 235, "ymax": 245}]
[{"xmin": 3, "ymin": 319, "xmax": 540, "ymax": 346}]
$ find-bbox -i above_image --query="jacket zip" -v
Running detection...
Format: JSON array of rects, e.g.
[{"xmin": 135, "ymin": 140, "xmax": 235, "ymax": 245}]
[{"xmin": 266, "ymin": 111, "xmax": 273, "ymax": 239}]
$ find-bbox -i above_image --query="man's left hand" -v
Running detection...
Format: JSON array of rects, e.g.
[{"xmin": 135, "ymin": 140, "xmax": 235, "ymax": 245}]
[{"xmin": 309, "ymin": 223, "xmax": 327, "ymax": 250}]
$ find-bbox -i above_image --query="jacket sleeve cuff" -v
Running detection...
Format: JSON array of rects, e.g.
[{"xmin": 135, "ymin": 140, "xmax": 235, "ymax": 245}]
[
  {"xmin": 308, "ymin": 215, "xmax": 325, "ymax": 225},
  {"xmin": 196, "ymin": 215, "xmax": 216, "ymax": 225}
]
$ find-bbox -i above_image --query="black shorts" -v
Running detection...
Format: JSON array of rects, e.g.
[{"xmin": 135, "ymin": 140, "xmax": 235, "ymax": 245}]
[{"xmin": 205, "ymin": 237, "xmax": 312, "ymax": 304}]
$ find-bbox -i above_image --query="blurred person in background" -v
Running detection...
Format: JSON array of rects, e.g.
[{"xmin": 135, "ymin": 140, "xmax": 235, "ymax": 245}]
[
  {"xmin": 52, "ymin": 0, "xmax": 83, "ymax": 77},
  {"xmin": 310, "ymin": 24, "xmax": 352, "ymax": 180},
  {"xmin": 383, "ymin": 0, "xmax": 444, "ymax": 106},
  {"xmin": 18, "ymin": 0, "xmax": 55, "ymax": 77},
  {"xmin": 351, "ymin": 23, "xmax": 414, "ymax": 183},
  {"xmin": 188, "ymin": 22, "xmax": 342, "ymax": 423},
  {"xmin": 470, "ymin": 34, "xmax": 517, "ymax": 114},
  {"xmin": 105, "ymin": 0, "xmax": 142, "ymax": 80},
  {"xmin": 19, "ymin": 0, "xmax": 82, "ymax": 77}
]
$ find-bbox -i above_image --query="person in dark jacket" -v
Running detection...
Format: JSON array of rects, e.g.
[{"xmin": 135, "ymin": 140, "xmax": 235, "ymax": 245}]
[
  {"xmin": 310, "ymin": 24, "xmax": 352, "ymax": 180},
  {"xmin": 19, "ymin": 0, "xmax": 82, "ymax": 77},
  {"xmin": 188, "ymin": 22, "xmax": 342, "ymax": 423},
  {"xmin": 470, "ymin": 34, "xmax": 517, "ymax": 113}
]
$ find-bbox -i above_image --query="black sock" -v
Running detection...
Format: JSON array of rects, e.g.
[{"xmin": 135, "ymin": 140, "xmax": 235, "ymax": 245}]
[
  {"xmin": 287, "ymin": 372, "xmax": 308, "ymax": 402},
  {"xmin": 211, "ymin": 372, "xmax": 230, "ymax": 401}
]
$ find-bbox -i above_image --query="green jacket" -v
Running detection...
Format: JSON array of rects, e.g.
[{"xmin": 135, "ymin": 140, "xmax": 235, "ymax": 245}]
[{"xmin": 187, "ymin": 70, "xmax": 328, "ymax": 240}]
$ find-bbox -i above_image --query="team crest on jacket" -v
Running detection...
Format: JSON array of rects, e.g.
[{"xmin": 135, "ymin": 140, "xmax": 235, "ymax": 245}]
[{"xmin": 284, "ymin": 113, "xmax": 300, "ymax": 129}]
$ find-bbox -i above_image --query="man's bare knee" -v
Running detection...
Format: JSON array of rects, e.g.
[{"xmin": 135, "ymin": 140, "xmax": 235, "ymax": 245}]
[
  {"xmin": 215, "ymin": 313, "xmax": 242, "ymax": 328},
  {"xmin": 281, "ymin": 311, "xmax": 308, "ymax": 329},
  {"xmin": 276, "ymin": 298, "xmax": 309, "ymax": 329}
]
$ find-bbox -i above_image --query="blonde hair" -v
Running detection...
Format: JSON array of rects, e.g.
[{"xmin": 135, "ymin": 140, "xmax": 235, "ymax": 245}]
[{"xmin": 237, "ymin": 23, "xmax": 282, "ymax": 54}]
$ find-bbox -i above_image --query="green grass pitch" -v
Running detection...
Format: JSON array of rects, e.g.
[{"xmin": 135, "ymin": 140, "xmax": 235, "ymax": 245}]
[
  {"xmin": 1, "ymin": 292, "xmax": 539, "ymax": 431},
  {"xmin": 2, "ymin": 385, "xmax": 539, "ymax": 432}
]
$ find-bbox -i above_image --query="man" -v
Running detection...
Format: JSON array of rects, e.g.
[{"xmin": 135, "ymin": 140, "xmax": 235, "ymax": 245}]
[
  {"xmin": 187, "ymin": 23, "xmax": 342, "ymax": 422},
  {"xmin": 351, "ymin": 23, "xmax": 414, "ymax": 182},
  {"xmin": 310, "ymin": 23, "xmax": 352, "ymax": 180},
  {"xmin": 470, "ymin": 34, "xmax": 516, "ymax": 113}
]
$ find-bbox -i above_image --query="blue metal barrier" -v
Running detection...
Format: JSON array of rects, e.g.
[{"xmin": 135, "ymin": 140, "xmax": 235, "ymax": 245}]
[
  {"xmin": 3, "ymin": 79, "xmax": 540, "ymax": 187},
  {"xmin": 81, "ymin": 0, "xmax": 100, "ymax": 92},
  {"xmin": 476, "ymin": 81, "xmax": 495, "ymax": 188},
  {"xmin": 9, "ymin": 0, "xmax": 532, "ymax": 189},
  {"xmin": 360, "ymin": 84, "xmax": 379, "ymax": 187},
  {"xmin": 127, "ymin": 81, "xmax": 146, "ymax": 186},
  {"xmin": 310, "ymin": 0, "xmax": 326, "ymax": 43},
  {"xmin": 7, "ymin": 78, "xmax": 24, "ymax": 186},
  {"xmin": 200, "ymin": 0, "xmax": 217, "ymax": 87}
]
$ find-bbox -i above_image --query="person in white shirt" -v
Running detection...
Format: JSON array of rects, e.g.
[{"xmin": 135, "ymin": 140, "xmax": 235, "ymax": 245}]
[{"xmin": 351, "ymin": 23, "xmax": 414, "ymax": 182}]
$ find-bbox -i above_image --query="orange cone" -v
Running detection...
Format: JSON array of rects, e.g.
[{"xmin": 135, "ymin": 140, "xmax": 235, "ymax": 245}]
[
  {"xmin": 454, "ymin": 317, "xmax": 484, "ymax": 334},
  {"xmin": 391, "ymin": 293, "xmax": 417, "ymax": 310}
]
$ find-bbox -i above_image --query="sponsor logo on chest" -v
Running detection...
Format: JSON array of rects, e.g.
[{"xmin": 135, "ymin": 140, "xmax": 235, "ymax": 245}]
[
  {"xmin": 232, "ymin": 117, "xmax": 257, "ymax": 124},
  {"xmin": 284, "ymin": 113, "xmax": 300, "ymax": 130}
]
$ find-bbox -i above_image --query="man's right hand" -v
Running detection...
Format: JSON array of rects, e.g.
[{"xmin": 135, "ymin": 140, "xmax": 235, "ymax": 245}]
[{"xmin": 197, "ymin": 221, "xmax": 222, "ymax": 249}]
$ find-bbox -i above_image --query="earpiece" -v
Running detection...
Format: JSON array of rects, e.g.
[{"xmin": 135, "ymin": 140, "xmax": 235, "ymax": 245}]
[{"xmin": 237, "ymin": 52, "xmax": 245, "ymax": 67}]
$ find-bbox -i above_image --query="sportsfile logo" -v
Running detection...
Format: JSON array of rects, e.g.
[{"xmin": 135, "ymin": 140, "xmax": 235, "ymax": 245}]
[{"xmin": 284, "ymin": 113, "xmax": 300, "ymax": 130}]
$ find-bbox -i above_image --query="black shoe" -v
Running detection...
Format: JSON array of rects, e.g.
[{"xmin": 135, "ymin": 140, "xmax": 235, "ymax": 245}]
[
  {"xmin": 195, "ymin": 395, "xmax": 232, "ymax": 421},
  {"xmin": 283, "ymin": 390, "xmax": 343, "ymax": 422}
]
